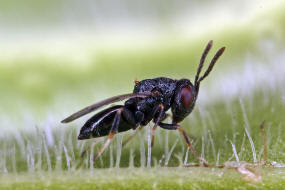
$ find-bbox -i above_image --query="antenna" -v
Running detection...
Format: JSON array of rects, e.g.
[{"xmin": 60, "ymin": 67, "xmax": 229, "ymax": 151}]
[{"xmin": 194, "ymin": 41, "xmax": 225, "ymax": 92}]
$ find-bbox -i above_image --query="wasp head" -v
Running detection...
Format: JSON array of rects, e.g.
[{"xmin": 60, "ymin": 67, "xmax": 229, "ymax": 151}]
[{"xmin": 171, "ymin": 79, "xmax": 197, "ymax": 123}]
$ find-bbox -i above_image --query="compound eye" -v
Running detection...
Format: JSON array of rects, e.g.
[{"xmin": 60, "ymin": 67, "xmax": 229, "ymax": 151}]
[{"xmin": 181, "ymin": 86, "xmax": 193, "ymax": 108}]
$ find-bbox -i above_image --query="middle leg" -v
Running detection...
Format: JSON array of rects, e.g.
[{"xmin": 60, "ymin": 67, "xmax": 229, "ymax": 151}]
[
  {"xmin": 151, "ymin": 104, "xmax": 165, "ymax": 147},
  {"xmin": 122, "ymin": 104, "xmax": 167, "ymax": 148}
]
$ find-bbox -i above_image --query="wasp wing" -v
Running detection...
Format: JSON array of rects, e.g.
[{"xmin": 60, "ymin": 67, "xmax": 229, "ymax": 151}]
[{"xmin": 61, "ymin": 92, "xmax": 153, "ymax": 123}]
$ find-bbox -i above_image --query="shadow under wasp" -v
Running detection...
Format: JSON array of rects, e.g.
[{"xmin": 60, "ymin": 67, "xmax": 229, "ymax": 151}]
[{"xmin": 61, "ymin": 40, "xmax": 225, "ymax": 166}]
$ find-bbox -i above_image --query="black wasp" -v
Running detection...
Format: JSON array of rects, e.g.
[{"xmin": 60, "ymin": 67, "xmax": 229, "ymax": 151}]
[{"xmin": 61, "ymin": 41, "xmax": 225, "ymax": 165}]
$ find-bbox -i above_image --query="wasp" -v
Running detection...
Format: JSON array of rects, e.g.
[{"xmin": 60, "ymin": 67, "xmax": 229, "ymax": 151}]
[{"xmin": 61, "ymin": 41, "xmax": 225, "ymax": 165}]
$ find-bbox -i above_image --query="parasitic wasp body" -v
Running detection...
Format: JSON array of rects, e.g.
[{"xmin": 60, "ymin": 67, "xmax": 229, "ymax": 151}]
[{"xmin": 61, "ymin": 41, "xmax": 225, "ymax": 164}]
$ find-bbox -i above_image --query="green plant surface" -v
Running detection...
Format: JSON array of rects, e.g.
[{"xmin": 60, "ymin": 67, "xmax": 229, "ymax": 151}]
[{"xmin": 0, "ymin": 168, "xmax": 285, "ymax": 190}]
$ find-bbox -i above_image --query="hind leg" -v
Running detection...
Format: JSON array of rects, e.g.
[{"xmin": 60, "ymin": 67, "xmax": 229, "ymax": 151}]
[
  {"xmin": 81, "ymin": 139, "xmax": 100, "ymax": 158},
  {"xmin": 121, "ymin": 107, "xmax": 142, "ymax": 147},
  {"xmin": 93, "ymin": 108, "xmax": 123, "ymax": 161}
]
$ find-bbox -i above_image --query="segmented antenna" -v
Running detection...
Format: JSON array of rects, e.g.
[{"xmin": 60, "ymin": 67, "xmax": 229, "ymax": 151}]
[
  {"xmin": 194, "ymin": 41, "xmax": 225, "ymax": 92},
  {"xmin": 194, "ymin": 40, "xmax": 213, "ymax": 86}
]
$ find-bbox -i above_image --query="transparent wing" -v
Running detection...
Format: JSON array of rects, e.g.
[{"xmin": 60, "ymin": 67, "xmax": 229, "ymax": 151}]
[{"xmin": 61, "ymin": 92, "xmax": 153, "ymax": 123}]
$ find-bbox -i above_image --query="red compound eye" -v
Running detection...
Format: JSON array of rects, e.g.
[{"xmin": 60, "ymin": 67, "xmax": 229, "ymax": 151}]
[{"xmin": 181, "ymin": 86, "xmax": 193, "ymax": 108}]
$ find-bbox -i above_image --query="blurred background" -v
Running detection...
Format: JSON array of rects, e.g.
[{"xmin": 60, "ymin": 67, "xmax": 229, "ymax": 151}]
[
  {"xmin": 0, "ymin": 0, "xmax": 285, "ymax": 171},
  {"xmin": 1, "ymin": 0, "xmax": 284, "ymax": 130}
]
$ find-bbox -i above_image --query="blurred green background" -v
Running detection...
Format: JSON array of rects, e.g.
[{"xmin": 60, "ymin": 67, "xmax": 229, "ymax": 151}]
[
  {"xmin": 1, "ymin": 0, "xmax": 285, "ymax": 118},
  {"xmin": 0, "ymin": 0, "xmax": 285, "ymax": 178}
]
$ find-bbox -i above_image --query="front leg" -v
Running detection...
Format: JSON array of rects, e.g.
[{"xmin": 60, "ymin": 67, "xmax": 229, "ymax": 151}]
[{"xmin": 159, "ymin": 122, "xmax": 209, "ymax": 166}]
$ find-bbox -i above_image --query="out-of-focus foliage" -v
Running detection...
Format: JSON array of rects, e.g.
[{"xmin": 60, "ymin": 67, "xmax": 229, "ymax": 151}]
[{"xmin": 1, "ymin": 1, "xmax": 285, "ymax": 113}]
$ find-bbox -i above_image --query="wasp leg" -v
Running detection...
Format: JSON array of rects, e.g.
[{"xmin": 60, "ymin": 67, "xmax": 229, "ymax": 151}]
[
  {"xmin": 77, "ymin": 139, "xmax": 101, "ymax": 169},
  {"xmin": 81, "ymin": 139, "xmax": 100, "ymax": 158},
  {"xmin": 158, "ymin": 122, "xmax": 209, "ymax": 167},
  {"xmin": 122, "ymin": 126, "xmax": 143, "ymax": 147},
  {"xmin": 93, "ymin": 108, "xmax": 123, "ymax": 162},
  {"xmin": 121, "ymin": 107, "xmax": 142, "ymax": 147},
  {"xmin": 122, "ymin": 105, "xmax": 166, "ymax": 148},
  {"xmin": 151, "ymin": 104, "xmax": 165, "ymax": 147}
]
